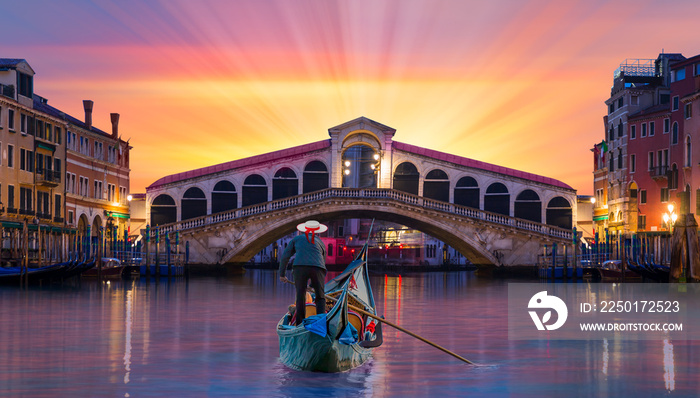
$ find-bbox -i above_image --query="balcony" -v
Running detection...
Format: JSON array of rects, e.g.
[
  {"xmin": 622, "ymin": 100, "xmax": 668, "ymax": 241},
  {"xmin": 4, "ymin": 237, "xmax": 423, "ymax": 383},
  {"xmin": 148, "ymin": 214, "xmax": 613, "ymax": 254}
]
[
  {"xmin": 649, "ymin": 166, "xmax": 669, "ymax": 180},
  {"xmin": 6, "ymin": 207, "xmax": 18, "ymax": 215},
  {"xmin": 37, "ymin": 212, "xmax": 52, "ymax": 220},
  {"xmin": 18, "ymin": 209, "xmax": 35, "ymax": 216},
  {"xmin": 53, "ymin": 217, "xmax": 64, "ymax": 223},
  {"xmin": 36, "ymin": 169, "xmax": 61, "ymax": 187}
]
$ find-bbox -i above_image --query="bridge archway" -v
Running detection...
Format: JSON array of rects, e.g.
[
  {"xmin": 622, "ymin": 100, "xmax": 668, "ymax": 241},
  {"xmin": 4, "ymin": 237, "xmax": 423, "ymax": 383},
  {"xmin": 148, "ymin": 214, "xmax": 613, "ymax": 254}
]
[
  {"xmin": 242, "ymin": 174, "xmax": 268, "ymax": 206},
  {"xmin": 212, "ymin": 181, "xmax": 237, "ymax": 213},
  {"xmin": 151, "ymin": 194, "xmax": 176, "ymax": 226},
  {"xmin": 423, "ymin": 169, "xmax": 449, "ymax": 202},
  {"xmin": 546, "ymin": 196, "xmax": 572, "ymax": 229},
  {"xmin": 454, "ymin": 176, "xmax": 479, "ymax": 209},
  {"xmin": 219, "ymin": 206, "xmax": 501, "ymax": 266},
  {"xmin": 182, "ymin": 187, "xmax": 207, "ymax": 221},
  {"xmin": 393, "ymin": 162, "xmax": 419, "ymax": 195},
  {"xmin": 485, "ymin": 182, "xmax": 510, "ymax": 216},
  {"xmin": 303, "ymin": 160, "xmax": 329, "ymax": 193},
  {"xmin": 272, "ymin": 167, "xmax": 298, "ymax": 200}
]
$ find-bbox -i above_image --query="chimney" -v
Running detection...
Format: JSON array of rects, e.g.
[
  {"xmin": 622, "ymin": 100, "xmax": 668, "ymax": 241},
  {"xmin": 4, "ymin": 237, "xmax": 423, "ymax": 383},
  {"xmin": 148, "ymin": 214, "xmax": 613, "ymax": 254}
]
[
  {"xmin": 110, "ymin": 113, "xmax": 120, "ymax": 138},
  {"xmin": 83, "ymin": 100, "xmax": 93, "ymax": 130}
]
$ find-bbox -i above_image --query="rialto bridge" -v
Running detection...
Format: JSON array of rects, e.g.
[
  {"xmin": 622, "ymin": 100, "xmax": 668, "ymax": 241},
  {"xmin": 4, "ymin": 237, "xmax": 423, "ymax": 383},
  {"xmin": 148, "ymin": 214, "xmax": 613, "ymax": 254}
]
[{"xmin": 145, "ymin": 117, "xmax": 576, "ymax": 267}]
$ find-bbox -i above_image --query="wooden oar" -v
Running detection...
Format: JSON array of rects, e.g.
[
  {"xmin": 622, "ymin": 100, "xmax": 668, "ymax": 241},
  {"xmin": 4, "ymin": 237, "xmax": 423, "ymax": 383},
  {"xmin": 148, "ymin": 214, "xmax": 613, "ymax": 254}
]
[{"xmin": 282, "ymin": 278, "xmax": 476, "ymax": 365}]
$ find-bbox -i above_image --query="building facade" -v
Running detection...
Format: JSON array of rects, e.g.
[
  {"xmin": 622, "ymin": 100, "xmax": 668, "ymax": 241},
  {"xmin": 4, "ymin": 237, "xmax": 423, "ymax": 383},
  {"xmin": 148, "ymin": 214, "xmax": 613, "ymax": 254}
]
[
  {"xmin": 1, "ymin": 58, "xmax": 131, "ymax": 261},
  {"xmin": 1, "ymin": 59, "xmax": 66, "ymax": 234},
  {"xmin": 594, "ymin": 52, "xmax": 700, "ymax": 236}
]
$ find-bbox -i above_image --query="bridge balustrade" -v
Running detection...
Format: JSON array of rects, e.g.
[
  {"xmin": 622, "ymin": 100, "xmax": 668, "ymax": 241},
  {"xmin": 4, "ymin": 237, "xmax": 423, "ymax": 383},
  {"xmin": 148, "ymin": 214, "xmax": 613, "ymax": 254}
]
[{"xmin": 154, "ymin": 188, "xmax": 573, "ymax": 240}]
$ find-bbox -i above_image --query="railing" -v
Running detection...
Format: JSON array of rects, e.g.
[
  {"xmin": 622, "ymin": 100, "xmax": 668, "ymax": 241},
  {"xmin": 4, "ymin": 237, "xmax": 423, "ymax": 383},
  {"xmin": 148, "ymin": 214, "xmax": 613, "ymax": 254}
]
[
  {"xmin": 614, "ymin": 59, "xmax": 656, "ymax": 78},
  {"xmin": 36, "ymin": 169, "xmax": 61, "ymax": 185},
  {"xmin": 649, "ymin": 166, "xmax": 669, "ymax": 179},
  {"xmin": 155, "ymin": 188, "xmax": 573, "ymax": 241}
]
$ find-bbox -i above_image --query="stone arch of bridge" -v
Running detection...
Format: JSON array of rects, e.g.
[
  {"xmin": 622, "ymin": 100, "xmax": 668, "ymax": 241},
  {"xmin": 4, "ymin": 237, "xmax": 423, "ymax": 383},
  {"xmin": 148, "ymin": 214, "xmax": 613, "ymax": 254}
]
[{"xmin": 219, "ymin": 205, "xmax": 500, "ymax": 266}]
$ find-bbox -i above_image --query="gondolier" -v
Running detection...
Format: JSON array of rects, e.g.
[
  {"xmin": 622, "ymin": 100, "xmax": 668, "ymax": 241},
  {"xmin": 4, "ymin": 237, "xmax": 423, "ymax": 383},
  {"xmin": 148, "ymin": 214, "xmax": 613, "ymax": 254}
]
[{"xmin": 279, "ymin": 220, "xmax": 328, "ymax": 325}]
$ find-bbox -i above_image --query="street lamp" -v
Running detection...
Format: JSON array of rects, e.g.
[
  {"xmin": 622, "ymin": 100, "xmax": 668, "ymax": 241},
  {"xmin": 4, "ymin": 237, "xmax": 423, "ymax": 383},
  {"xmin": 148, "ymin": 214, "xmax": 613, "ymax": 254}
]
[{"xmin": 662, "ymin": 203, "xmax": 678, "ymax": 232}]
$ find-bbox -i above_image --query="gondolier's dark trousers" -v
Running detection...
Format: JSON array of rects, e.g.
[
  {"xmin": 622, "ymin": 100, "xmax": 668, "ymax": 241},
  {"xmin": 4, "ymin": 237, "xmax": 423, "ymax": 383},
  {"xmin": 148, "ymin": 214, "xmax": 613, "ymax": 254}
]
[{"xmin": 293, "ymin": 266, "xmax": 326, "ymax": 326}]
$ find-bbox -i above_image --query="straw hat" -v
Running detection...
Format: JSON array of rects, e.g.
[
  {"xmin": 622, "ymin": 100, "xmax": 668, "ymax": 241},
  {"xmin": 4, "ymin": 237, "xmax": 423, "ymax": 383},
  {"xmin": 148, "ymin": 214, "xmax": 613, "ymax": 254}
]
[{"xmin": 296, "ymin": 220, "xmax": 328, "ymax": 234}]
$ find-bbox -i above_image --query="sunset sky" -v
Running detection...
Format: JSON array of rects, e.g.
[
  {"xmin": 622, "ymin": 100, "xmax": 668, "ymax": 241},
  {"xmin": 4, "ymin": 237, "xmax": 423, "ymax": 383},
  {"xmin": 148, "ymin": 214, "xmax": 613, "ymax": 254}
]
[{"xmin": 3, "ymin": 0, "xmax": 700, "ymax": 194}]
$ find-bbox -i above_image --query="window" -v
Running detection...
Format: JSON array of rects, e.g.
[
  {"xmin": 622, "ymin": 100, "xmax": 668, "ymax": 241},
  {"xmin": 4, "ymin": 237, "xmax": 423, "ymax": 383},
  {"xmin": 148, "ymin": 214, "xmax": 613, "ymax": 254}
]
[
  {"xmin": 0, "ymin": 106, "xmax": 2, "ymax": 128},
  {"xmin": 661, "ymin": 188, "xmax": 669, "ymax": 202},
  {"xmin": 20, "ymin": 114, "xmax": 26, "ymax": 134},
  {"xmin": 664, "ymin": 149, "xmax": 669, "ymax": 167},
  {"xmin": 609, "ymin": 103, "xmax": 614, "ymax": 114},
  {"xmin": 8, "ymin": 109, "xmax": 14, "ymax": 131},
  {"xmin": 630, "ymin": 125, "xmax": 636, "ymax": 139},
  {"xmin": 7, "ymin": 144, "xmax": 13, "ymax": 168},
  {"xmin": 686, "ymin": 136, "xmax": 692, "ymax": 167},
  {"xmin": 617, "ymin": 122, "xmax": 623, "ymax": 138},
  {"xmin": 609, "ymin": 126, "xmax": 614, "ymax": 142},
  {"xmin": 638, "ymin": 215, "xmax": 646, "ymax": 230},
  {"xmin": 676, "ymin": 68, "xmax": 686, "ymax": 81},
  {"xmin": 673, "ymin": 96, "xmax": 679, "ymax": 111},
  {"xmin": 7, "ymin": 185, "xmax": 15, "ymax": 210},
  {"xmin": 641, "ymin": 123, "xmax": 647, "ymax": 137},
  {"xmin": 640, "ymin": 190, "xmax": 647, "ymax": 204},
  {"xmin": 54, "ymin": 158, "xmax": 61, "ymax": 178},
  {"xmin": 55, "ymin": 127, "xmax": 61, "ymax": 144},
  {"xmin": 672, "ymin": 122, "xmax": 679, "ymax": 145},
  {"xmin": 19, "ymin": 187, "xmax": 32, "ymax": 212},
  {"xmin": 27, "ymin": 116, "xmax": 34, "ymax": 136},
  {"xmin": 19, "ymin": 148, "xmax": 26, "ymax": 171},
  {"xmin": 68, "ymin": 210, "xmax": 74, "ymax": 225},
  {"xmin": 696, "ymin": 64, "xmax": 700, "ymax": 76},
  {"xmin": 618, "ymin": 97, "xmax": 623, "ymax": 108},
  {"xmin": 119, "ymin": 187, "xmax": 127, "ymax": 204},
  {"xmin": 685, "ymin": 103, "xmax": 692, "ymax": 119},
  {"xmin": 54, "ymin": 194, "xmax": 61, "ymax": 220},
  {"xmin": 609, "ymin": 153, "xmax": 614, "ymax": 172},
  {"xmin": 664, "ymin": 118, "xmax": 670, "ymax": 133},
  {"xmin": 18, "ymin": 72, "xmax": 33, "ymax": 98},
  {"xmin": 631, "ymin": 96, "xmax": 639, "ymax": 106},
  {"xmin": 617, "ymin": 149, "xmax": 623, "ymax": 169},
  {"xmin": 649, "ymin": 121, "xmax": 655, "ymax": 136},
  {"xmin": 648, "ymin": 152, "xmax": 654, "ymax": 170},
  {"xmin": 630, "ymin": 154, "xmax": 636, "ymax": 173}
]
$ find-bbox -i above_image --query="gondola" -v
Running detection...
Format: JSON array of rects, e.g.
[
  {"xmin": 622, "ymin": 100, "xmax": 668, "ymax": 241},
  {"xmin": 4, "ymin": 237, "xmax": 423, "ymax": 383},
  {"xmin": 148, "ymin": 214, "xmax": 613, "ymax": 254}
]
[
  {"xmin": 0, "ymin": 261, "xmax": 69, "ymax": 284},
  {"xmin": 277, "ymin": 244, "xmax": 383, "ymax": 372}
]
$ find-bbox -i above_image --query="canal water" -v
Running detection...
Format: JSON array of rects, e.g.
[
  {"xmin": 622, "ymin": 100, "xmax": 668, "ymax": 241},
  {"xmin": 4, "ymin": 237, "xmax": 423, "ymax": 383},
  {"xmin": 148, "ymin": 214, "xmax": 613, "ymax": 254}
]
[{"xmin": 1, "ymin": 270, "xmax": 698, "ymax": 397}]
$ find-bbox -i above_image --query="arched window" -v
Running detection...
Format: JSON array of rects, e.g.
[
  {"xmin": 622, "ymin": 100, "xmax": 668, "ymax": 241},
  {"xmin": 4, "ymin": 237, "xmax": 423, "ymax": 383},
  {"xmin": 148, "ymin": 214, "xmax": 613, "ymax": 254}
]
[
  {"xmin": 272, "ymin": 167, "xmax": 298, "ymax": 200},
  {"xmin": 303, "ymin": 161, "xmax": 329, "ymax": 193},
  {"xmin": 546, "ymin": 196, "xmax": 572, "ymax": 229},
  {"xmin": 686, "ymin": 136, "xmax": 692, "ymax": 167},
  {"xmin": 342, "ymin": 144, "xmax": 379, "ymax": 188},
  {"xmin": 514, "ymin": 189, "xmax": 541, "ymax": 222},
  {"xmin": 212, "ymin": 181, "xmax": 237, "ymax": 213},
  {"xmin": 454, "ymin": 176, "xmax": 479, "ymax": 209},
  {"xmin": 672, "ymin": 122, "xmax": 679, "ymax": 145},
  {"xmin": 484, "ymin": 183, "xmax": 509, "ymax": 216},
  {"xmin": 151, "ymin": 194, "xmax": 177, "ymax": 226},
  {"xmin": 242, "ymin": 174, "xmax": 268, "ymax": 207},
  {"xmin": 393, "ymin": 162, "xmax": 419, "ymax": 195},
  {"xmin": 181, "ymin": 187, "xmax": 207, "ymax": 220},
  {"xmin": 423, "ymin": 169, "xmax": 449, "ymax": 202}
]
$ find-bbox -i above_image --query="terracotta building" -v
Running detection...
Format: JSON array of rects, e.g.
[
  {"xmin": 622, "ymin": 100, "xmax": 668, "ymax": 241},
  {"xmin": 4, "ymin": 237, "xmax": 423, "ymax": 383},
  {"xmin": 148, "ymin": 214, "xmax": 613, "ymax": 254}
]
[
  {"xmin": 1, "ymin": 59, "xmax": 66, "ymax": 234},
  {"xmin": 1, "ymin": 58, "xmax": 131, "ymax": 260}
]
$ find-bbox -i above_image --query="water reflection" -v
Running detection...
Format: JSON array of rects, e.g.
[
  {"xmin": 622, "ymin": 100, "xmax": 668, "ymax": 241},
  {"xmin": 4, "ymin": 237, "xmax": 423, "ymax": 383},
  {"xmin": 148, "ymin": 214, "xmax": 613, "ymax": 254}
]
[
  {"xmin": 663, "ymin": 339, "xmax": 675, "ymax": 392},
  {"xmin": 0, "ymin": 272, "xmax": 699, "ymax": 396}
]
